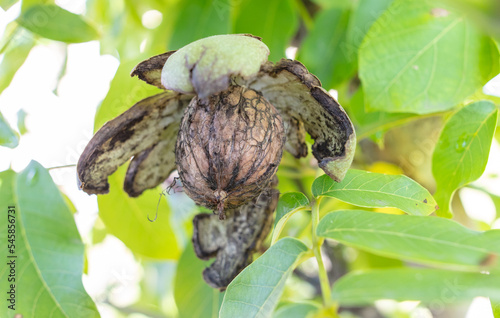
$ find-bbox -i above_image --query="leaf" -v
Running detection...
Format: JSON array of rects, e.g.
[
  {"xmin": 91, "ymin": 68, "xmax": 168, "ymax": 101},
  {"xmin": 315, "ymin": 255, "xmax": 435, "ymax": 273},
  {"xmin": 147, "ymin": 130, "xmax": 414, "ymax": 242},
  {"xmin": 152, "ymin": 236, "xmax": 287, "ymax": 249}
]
[
  {"xmin": 20, "ymin": 0, "xmax": 51, "ymax": 12},
  {"xmin": 0, "ymin": 162, "xmax": 99, "ymax": 317},
  {"xmin": 0, "ymin": 0, "xmax": 18, "ymax": 10},
  {"xmin": 348, "ymin": 88, "xmax": 416, "ymax": 139},
  {"xmin": 273, "ymin": 302, "xmax": 320, "ymax": 318},
  {"xmin": 85, "ymin": 0, "xmax": 144, "ymax": 58},
  {"xmin": 0, "ymin": 111, "xmax": 19, "ymax": 148},
  {"xmin": 492, "ymin": 299, "xmax": 500, "ymax": 318},
  {"xmin": 97, "ymin": 165, "xmax": 180, "ymax": 259},
  {"xmin": 350, "ymin": 249, "xmax": 404, "ymax": 271},
  {"xmin": 359, "ymin": 0, "xmax": 499, "ymax": 114},
  {"xmin": 332, "ymin": 268, "xmax": 500, "ymax": 306},
  {"xmin": 220, "ymin": 238, "xmax": 309, "ymax": 318},
  {"xmin": 61, "ymin": 191, "xmax": 77, "ymax": 214},
  {"xmin": 297, "ymin": 5, "xmax": 355, "ymax": 88},
  {"xmin": 174, "ymin": 244, "xmax": 223, "ymax": 318},
  {"xmin": 343, "ymin": 0, "xmax": 393, "ymax": 65},
  {"xmin": 168, "ymin": 0, "xmax": 231, "ymax": 50},
  {"xmin": 272, "ymin": 192, "xmax": 310, "ymax": 244},
  {"xmin": 234, "ymin": 0, "xmax": 298, "ymax": 62},
  {"xmin": 0, "ymin": 27, "xmax": 35, "ymax": 94},
  {"xmin": 91, "ymin": 216, "xmax": 107, "ymax": 245},
  {"xmin": 17, "ymin": 109, "xmax": 28, "ymax": 135},
  {"xmin": 17, "ymin": 4, "xmax": 98, "ymax": 43},
  {"xmin": 432, "ymin": 101, "xmax": 498, "ymax": 217},
  {"xmin": 317, "ymin": 210, "xmax": 500, "ymax": 268},
  {"xmin": 490, "ymin": 193, "xmax": 500, "ymax": 220},
  {"xmin": 312, "ymin": 170, "xmax": 437, "ymax": 216}
]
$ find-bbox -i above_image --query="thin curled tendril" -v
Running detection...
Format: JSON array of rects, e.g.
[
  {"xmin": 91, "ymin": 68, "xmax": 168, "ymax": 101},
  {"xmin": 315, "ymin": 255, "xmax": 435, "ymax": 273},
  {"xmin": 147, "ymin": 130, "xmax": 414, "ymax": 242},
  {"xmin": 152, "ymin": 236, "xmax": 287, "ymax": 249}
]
[
  {"xmin": 147, "ymin": 177, "xmax": 181, "ymax": 222},
  {"xmin": 147, "ymin": 192, "xmax": 163, "ymax": 222}
]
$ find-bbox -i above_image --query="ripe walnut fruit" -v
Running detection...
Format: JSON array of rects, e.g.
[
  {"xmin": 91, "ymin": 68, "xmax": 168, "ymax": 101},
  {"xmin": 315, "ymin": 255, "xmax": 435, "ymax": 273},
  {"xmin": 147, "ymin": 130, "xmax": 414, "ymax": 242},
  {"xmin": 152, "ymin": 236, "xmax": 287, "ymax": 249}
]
[
  {"xmin": 176, "ymin": 86, "xmax": 285, "ymax": 220},
  {"xmin": 77, "ymin": 34, "xmax": 356, "ymax": 288}
]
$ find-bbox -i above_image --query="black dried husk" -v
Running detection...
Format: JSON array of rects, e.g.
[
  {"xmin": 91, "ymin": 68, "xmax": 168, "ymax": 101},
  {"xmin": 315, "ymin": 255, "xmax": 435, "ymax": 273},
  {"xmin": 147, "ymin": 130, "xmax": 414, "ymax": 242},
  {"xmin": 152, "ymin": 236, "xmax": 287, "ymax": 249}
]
[
  {"xmin": 176, "ymin": 85, "xmax": 285, "ymax": 219},
  {"xmin": 192, "ymin": 186, "xmax": 279, "ymax": 289}
]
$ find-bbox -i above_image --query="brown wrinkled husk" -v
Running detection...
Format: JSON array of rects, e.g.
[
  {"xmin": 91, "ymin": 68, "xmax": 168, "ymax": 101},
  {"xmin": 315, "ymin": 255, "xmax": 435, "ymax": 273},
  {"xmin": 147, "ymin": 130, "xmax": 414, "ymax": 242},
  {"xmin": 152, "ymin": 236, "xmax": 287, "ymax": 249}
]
[
  {"xmin": 77, "ymin": 91, "xmax": 193, "ymax": 195},
  {"xmin": 247, "ymin": 59, "xmax": 356, "ymax": 182},
  {"xmin": 192, "ymin": 187, "xmax": 279, "ymax": 289},
  {"xmin": 176, "ymin": 85, "xmax": 285, "ymax": 219}
]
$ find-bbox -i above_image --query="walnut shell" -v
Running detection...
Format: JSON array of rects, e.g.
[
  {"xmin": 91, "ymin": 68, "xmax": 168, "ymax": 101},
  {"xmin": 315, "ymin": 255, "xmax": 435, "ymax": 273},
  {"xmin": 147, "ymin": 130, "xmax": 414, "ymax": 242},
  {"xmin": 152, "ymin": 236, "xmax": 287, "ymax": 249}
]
[{"xmin": 176, "ymin": 85, "xmax": 285, "ymax": 219}]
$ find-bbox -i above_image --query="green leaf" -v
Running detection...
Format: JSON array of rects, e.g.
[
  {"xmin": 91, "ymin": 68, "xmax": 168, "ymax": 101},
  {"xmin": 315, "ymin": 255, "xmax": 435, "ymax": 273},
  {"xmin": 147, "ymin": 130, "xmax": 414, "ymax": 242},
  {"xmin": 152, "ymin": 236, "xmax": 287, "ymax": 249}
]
[
  {"xmin": 432, "ymin": 101, "xmax": 498, "ymax": 217},
  {"xmin": 317, "ymin": 210, "xmax": 500, "ymax": 268},
  {"xmin": 21, "ymin": 0, "xmax": 51, "ymax": 12},
  {"xmin": 272, "ymin": 192, "xmax": 310, "ymax": 244},
  {"xmin": 0, "ymin": 0, "xmax": 18, "ymax": 10},
  {"xmin": 312, "ymin": 170, "xmax": 437, "ymax": 216},
  {"xmin": 17, "ymin": 109, "xmax": 28, "ymax": 135},
  {"xmin": 343, "ymin": 0, "xmax": 393, "ymax": 65},
  {"xmin": 350, "ymin": 249, "xmax": 404, "ymax": 271},
  {"xmin": 168, "ymin": 0, "xmax": 231, "ymax": 50},
  {"xmin": 298, "ymin": 5, "xmax": 355, "ymax": 88},
  {"xmin": 332, "ymin": 268, "xmax": 500, "ymax": 305},
  {"xmin": 349, "ymin": 88, "xmax": 416, "ymax": 139},
  {"xmin": 0, "ymin": 162, "xmax": 99, "ymax": 317},
  {"xmin": 220, "ymin": 238, "xmax": 309, "ymax": 318},
  {"xmin": 273, "ymin": 302, "xmax": 320, "ymax": 318},
  {"xmin": 97, "ymin": 165, "xmax": 180, "ymax": 259},
  {"xmin": 233, "ymin": 0, "xmax": 298, "ymax": 62},
  {"xmin": 85, "ymin": 0, "xmax": 145, "ymax": 58},
  {"xmin": 17, "ymin": 4, "xmax": 98, "ymax": 43},
  {"xmin": 61, "ymin": 191, "xmax": 77, "ymax": 214},
  {"xmin": 359, "ymin": 0, "xmax": 499, "ymax": 114},
  {"xmin": 0, "ymin": 27, "xmax": 35, "ymax": 94},
  {"xmin": 492, "ymin": 299, "xmax": 500, "ymax": 318},
  {"xmin": 91, "ymin": 216, "xmax": 108, "ymax": 245},
  {"xmin": 174, "ymin": 244, "xmax": 223, "ymax": 318},
  {"xmin": 0, "ymin": 111, "xmax": 19, "ymax": 148}
]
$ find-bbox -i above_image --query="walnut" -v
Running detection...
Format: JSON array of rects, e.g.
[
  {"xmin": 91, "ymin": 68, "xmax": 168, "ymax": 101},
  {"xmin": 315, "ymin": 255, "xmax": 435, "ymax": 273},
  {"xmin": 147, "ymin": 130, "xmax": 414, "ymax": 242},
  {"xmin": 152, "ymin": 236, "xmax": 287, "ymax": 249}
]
[
  {"xmin": 77, "ymin": 34, "xmax": 356, "ymax": 288},
  {"xmin": 176, "ymin": 85, "xmax": 285, "ymax": 219}
]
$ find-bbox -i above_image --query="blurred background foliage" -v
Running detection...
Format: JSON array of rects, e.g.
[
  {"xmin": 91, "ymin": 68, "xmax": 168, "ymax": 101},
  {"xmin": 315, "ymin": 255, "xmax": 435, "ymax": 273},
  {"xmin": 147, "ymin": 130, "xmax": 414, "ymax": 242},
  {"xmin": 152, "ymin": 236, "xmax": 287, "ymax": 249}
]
[{"xmin": 1, "ymin": 0, "xmax": 500, "ymax": 317}]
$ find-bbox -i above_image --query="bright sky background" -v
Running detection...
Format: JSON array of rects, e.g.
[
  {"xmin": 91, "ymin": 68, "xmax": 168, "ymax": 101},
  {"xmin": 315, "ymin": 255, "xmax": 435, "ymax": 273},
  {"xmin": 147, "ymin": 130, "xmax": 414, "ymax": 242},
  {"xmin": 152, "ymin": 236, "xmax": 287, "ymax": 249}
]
[{"xmin": 1, "ymin": 1, "xmax": 500, "ymax": 317}]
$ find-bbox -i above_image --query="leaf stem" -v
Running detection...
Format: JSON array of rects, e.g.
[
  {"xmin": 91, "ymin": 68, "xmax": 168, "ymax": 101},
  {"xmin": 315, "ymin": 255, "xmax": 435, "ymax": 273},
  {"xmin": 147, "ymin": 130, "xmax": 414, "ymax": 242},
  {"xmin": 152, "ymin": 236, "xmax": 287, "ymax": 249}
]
[{"xmin": 311, "ymin": 196, "xmax": 331, "ymax": 307}]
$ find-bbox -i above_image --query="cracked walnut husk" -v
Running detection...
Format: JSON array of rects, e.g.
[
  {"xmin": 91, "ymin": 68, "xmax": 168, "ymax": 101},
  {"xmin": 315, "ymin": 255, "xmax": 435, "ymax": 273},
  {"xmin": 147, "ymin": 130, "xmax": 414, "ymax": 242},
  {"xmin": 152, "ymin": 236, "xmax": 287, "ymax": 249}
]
[{"xmin": 77, "ymin": 34, "xmax": 356, "ymax": 289}]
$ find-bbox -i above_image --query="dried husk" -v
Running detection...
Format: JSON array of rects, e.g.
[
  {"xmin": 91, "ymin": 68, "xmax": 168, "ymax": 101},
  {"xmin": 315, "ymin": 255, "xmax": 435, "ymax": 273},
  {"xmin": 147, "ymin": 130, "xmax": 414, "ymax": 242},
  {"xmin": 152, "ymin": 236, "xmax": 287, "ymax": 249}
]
[
  {"xmin": 192, "ymin": 186, "xmax": 279, "ymax": 289},
  {"xmin": 77, "ymin": 91, "xmax": 193, "ymax": 196},
  {"xmin": 247, "ymin": 59, "xmax": 356, "ymax": 182},
  {"xmin": 176, "ymin": 85, "xmax": 285, "ymax": 219}
]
